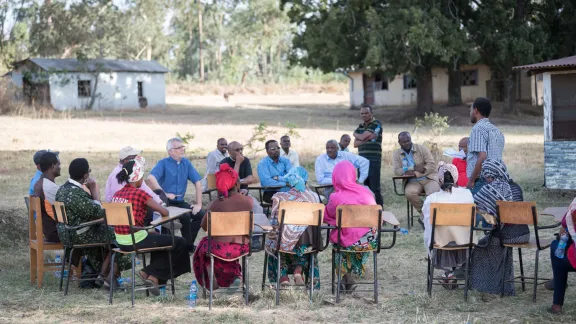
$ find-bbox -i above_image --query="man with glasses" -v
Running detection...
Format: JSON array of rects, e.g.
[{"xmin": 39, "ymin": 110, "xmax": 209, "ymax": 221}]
[
  {"xmin": 146, "ymin": 137, "xmax": 205, "ymax": 253},
  {"xmin": 201, "ymin": 138, "xmax": 229, "ymax": 191},
  {"xmin": 220, "ymin": 141, "xmax": 253, "ymax": 189},
  {"xmin": 257, "ymin": 139, "xmax": 292, "ymax": 202}
]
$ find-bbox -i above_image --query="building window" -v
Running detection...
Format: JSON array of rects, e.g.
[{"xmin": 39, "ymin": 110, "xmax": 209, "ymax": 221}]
[
  {"xmin": 461, "ymin": 70, "xmax": 478, "ymax": 86},
  {"xmin": 551, "ymin": 73, "xmax": 576, "ymax": 141},
  {"xmin": 137, "ymin": 81, "xmax": 144, "ymax": 98},
  {"xmin": 403, "ymin": 74, "xmax": 417, "ymax": 89},
  {"xmin": 374, "ymin": 72, "xmax": 388, "ymax": 91},
  {"xmin": 77, "ymin": 80, "xmax": 91, "ymax": 97}
]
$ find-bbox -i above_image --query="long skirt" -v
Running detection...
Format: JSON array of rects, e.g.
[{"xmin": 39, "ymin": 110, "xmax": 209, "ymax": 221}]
[
  {"xmin": 433, "ymin": 245, "xmax": 468, "ymax": 272},
  {"xmin": 119, "ymin": 234, "xmax": 191, "ymax": 282},
  {"xmin": 334, "ymin": 229, "xmax": 378, "ymax": 278},
  {"xmin": 266, "ymin": 244, "xmax": 320, "ymax": 288},
  {"xmin": 469, "ymin": 225, "xmax": 530, "ymax": 295},
  {"xmin": 192, "ymin": 237, "xmax": 249, "ymax": 289}
]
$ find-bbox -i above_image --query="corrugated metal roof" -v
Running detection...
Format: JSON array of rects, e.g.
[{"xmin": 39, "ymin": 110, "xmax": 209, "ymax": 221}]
[
  {"xmin": 13, "ymin": 58, "xmax": 168, "ymax": 73},
  {"xmin": 513, "ymin": 55, "xmax": 576, "ymax": 71}
]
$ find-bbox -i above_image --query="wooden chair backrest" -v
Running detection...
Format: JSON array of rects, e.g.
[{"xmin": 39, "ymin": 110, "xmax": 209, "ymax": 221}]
[
  {"xmin": 206, "ymin": 174, "xmax": 217, "ymax": 190},
  {"xmin": 279, "ymin": 201, "xmax": 325, "ymax": 226},
  {"xmin": 53, "ymin": 201, "xmax": 68, "ymax": 224},
  {"xmin": 101, "ymin": 203, "xmax": 135, "ymax": 226},
  {"xmin": 337, "ymin": 204, "xmax": 382, "ymax": 228},
  {"xmin": 497, "ymin": 201, "xmax": 536, "ymax": 225},
  {"xmin": 252, "ymin": 168, "xmax": 260, "ymax": 183},
  {"xmin": 429, "ymin": 203, "xmax": 476, "ymax": 226},
  {"xmin": 28, "ymin": 196, "xmax": 42, "ymax": 242},
  {"xmin": 208, "ymin": 211, "xmax": 252, "ymax": 237}
]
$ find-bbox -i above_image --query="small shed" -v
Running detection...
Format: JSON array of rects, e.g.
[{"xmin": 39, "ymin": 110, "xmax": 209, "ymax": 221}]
[
  {"xmin": 514, "ymin": 55, "xmax": 576, "ymax": 190},
  {"xmin": 8, "ymin": 58, "xmax": 168, "ymax": 110}
]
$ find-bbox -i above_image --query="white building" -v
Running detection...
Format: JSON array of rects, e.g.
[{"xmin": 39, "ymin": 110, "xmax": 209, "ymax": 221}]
[
  {"xmin": 8, "ymin": 58, "xmax": 168, "ymax": 110},
  {"xmin": 347, "ymin": 64, "xmax": 532, "ymax": 108}
]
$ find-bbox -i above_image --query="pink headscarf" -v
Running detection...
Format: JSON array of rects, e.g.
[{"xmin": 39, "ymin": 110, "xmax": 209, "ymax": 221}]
[{"xmin": 324, "ymin": 160, "xmax": 376, "ymax": 247}]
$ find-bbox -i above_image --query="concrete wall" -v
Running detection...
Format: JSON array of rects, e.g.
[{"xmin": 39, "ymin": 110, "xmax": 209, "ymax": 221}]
[
  {"xmin": 48, "ymin": 72, "xmax": 166, "ymax": 111},
  {"xmin": 431, "ymin": 64, "xmax": 491, "ymax": 104},
  {"xmin": 349, "ymin": 72, "xmax": 365, "ymax": 107},
  {"xmin": 374, "ymin": 74, "xmax": 417, "ymax": 106},
  {"xmin": 545, "ymin": 141, "xmax": 576, "ymax": 190}
]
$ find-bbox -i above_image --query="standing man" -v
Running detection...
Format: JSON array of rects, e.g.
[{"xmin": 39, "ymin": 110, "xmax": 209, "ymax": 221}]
[
  {"xmin": 338, "ymin": 134, "xmax": 351, "ymax": 152},
  {"xmin": 146, "ymin": 137, "xmax": 205, "ymax": 252},
  {"xmin": 353, "ymin": 105, "xmax": 383, "ymax": 205},
  {"xmin": 280, "ymin": 135, "xmax": 300, "ymax": 167},
  {"xmin": 257, "ymin": 139, "xmax": 292, "ymax": 202},
  {"xmin": 466, "ymin": 97, "xmax": 505, "ymax": 194},
  {"xmin": 392, "ymin": 132, "xmax": 440, "ymax": 223},
  {"xmin": 201, "ymin": 138, "xmax": 229, "ymax": 191},
  {"xmin": 220, "ymin": 141, "xmax": 254, "ymax": 189}
]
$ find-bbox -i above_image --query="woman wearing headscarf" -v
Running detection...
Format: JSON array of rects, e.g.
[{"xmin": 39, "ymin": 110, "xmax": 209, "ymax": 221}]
[
  {"xmin": 422, "ymin": 161, "xmax": 474, "ymax": 289},
  {"xmin": 193, "ymin": 163, "xmax": 252, "ymax": 292},
  {"xmin": 265, "ymin": 166, "xmax": 321, "ymax": 287},
  {"xmin": 112, "ymin": 156, "xmax": 191, "ymax": 295},
  {"xmin": 469, "ymin": 159, "xmax": 530, "ymax": 298},
  {"xmin": 324, "ymin": 160, "xmax": 377, "ymax": 292}
]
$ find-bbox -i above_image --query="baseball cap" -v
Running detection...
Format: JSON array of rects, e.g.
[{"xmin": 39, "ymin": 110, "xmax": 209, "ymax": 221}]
[
  {"xmin": 33, "ymin": 149, "xmax": 59, "ymax": 165},
  {"xmin": 118, "ymin": 146, "xmax": 142, "ymax": 160}
]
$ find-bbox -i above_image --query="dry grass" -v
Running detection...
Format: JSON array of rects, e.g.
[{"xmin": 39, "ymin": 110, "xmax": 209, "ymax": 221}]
[
  {"xmin": 0, "ymin": 94, "xmax": 574, "ymax": 323},
  {"xmin": 166, "ymin": 82, "xmax": 348, "ymax": 96}
]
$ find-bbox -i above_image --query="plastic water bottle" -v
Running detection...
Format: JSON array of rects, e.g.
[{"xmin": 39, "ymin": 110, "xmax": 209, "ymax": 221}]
[
  {"xmin": 402, "ymin": 159, "xmax": 408, "ymax": 173},
  {"xmin": 188, "ymin": 280, "xmax": 198, "ymax": 308},
  {"xmin": 118, "ymin": 277, "xmax": 131, "ymax": 287},
  {"xmin": 399, "ymin": 228, "xmax": 409, "ymax": 235},
  {"xmin": 160, "ymin": 286, "xmax": 166, "ymax": 296},
  {"xmin": 371, "ymin": 126, "xmax": 381, "ymax": 142},
  {"xmin": 555, "ymin": 231, "xmax": 569, "ymax": 259},
  {"xmin": 53, "ymin": 255, "xmax": 62, "ymax": 278}
]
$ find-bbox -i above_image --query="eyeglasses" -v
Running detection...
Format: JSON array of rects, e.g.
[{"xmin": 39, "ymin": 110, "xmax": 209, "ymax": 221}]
[
  {"xmin": 268, "ymin": 147, "xmax": 280, "ymax": 151},
  {"xmin": 172, "ymin": 146, "xmax": 186, "ymax": 150},
  {"xmin": 233, "ymin": 148, "xmax": 243, "ymax": 152}
]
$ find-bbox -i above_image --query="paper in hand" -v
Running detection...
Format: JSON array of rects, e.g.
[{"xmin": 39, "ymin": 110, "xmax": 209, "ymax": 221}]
[{"xmin": 443, "ymin": 148, "xmax": 466, "ymax": 159}]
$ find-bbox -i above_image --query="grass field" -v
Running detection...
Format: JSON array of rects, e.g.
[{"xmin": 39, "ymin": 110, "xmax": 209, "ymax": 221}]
[{"xmin": 0, "ymin": 95, "xmax": 574, "ymax": 323}]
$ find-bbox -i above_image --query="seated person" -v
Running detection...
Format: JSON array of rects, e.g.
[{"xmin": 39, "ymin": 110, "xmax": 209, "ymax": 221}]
[
  {"xmin": 55, "ymin": 158, "xmax": 130, "ymax": 286},
  {"xmin": 33, "ymin": 152, "xmax": 62, "ymax": 243},
  {"xmin": 422, "ymin": 162, "xmax": 474, "ymax": 289},
  {"xmin": 111, "ymin": 156, "xmax": 191, "ymax": 296},
  {"xmin": 338, "ymin": 134, "xmax": 351, "ymax": 152},
  {"xmin": 146, "ymin": 137, "xmax": 206, "ymax": 252},
  {"xmin": 193, "ymin": 164, "xmax": 252, "ymax": 292},
  {"xmin": 548, "ymin": 197, "xmax": 576, "ymax": 314},
  {"xmin": 30, "ymin": 149, "xmax": 59, "ymax": 195},
  {"xmin": 452, "ymin": 137, "xmax": 469, "ymax": 187},
  {"xmin": 324, "ymin": 161, "xmax": 378, "ymax": 292},
  {"xmin": 105, "ymin": 146, "xmax": 166, "ymax": 228},
  {"xmin": 265, "ymin": 167, "xmax": 321, "ymax": 287},
  {"xmin": 392, "ymin": 131, "xmax": 440, "ymax": 223},
  {"xmin": 280, "ymin": 135, "xmax": 300, "ymax": 167},
  {"xmin": 201, "ymin": 138, "xmax": 229, "ymax": 191},
  {"xmin": 315, "ymin": 139, "xmax": 369, "ymax": 193},
  {"xmin": 257, "ymin": 139, "xmax": 292, "ymax": 202},
  {"xmin": 220, "ymin": 141, "xmax": 253, "ymax": 190}
]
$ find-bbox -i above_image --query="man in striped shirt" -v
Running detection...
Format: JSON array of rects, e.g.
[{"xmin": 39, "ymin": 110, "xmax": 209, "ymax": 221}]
[
  {"xmin": 466, "ymin": 97, "xmax": 505, "ymax": 194},
  {"xmin": 353, "ymin": 105, "xmax": 383, "ymax": 205}
]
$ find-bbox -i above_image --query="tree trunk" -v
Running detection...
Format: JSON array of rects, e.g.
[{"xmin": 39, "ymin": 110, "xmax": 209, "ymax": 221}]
[
  {"xmin": 87, "ymin": 73, "xmax": 99, "ymax": 110},
  {"xmin": 198, "ymin": 0, "xmax": 204, "ymax": 82},
  {"xmin": 503, "ymin": 70, "xmax": 518, "ymax": 114},
  {"xmin": 416, "ymin": 68, "xmax": 434, "ymax": 114},
  {"xmin": 447, "ymin": 62, "xmax": 462, "ymax": 106}
]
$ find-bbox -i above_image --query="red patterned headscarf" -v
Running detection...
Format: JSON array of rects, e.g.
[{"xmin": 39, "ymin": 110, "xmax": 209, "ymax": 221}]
[{"xmin": 215, "ymin": 163, "xmax": 239, "ymax": 198}]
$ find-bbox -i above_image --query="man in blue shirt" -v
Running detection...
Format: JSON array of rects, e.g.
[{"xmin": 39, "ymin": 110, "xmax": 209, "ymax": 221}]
[
  {"xmin": 315, "ymin": 140, "xmax": 369, "ymax": 186},
  {"xmin": 29, "ymin": 150, "xmax": 59, "ymax": 195},
  {"xmin": 257, "ymin": 140, "xmax": 292, "ymax": 202},
  {"xmin": 146, "ymin": 137, "xmax": 205, "ymax": 252}
]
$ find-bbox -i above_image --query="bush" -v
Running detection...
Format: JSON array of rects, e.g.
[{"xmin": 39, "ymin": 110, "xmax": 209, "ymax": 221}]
[
  {"xmin": 413, "ymin": 112, "xmax": 451, "ymax": 161},
  {"xmin": 0, "ymin": 81, "xmax": 25, "ymax": 115}
]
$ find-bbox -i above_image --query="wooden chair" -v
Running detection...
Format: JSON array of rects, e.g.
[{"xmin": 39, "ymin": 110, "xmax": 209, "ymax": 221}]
[
  {"xmin": 261, "ymin": 201, "xmax": 325, "ymax": 305},
  {"xmin": 28, "ymin": 196, "xmax": 64, "ymax": 288},
  {"xmin": 102, "ymin": 202, "xmax": 177, "ymax": 306},
  {"xmin": 427, "ymin": 203, "xmax": 476, "ymax": 301},
  {"xmin": 202, "ymin": 174, "xmax": 217, "ymax": 201},
  {"xmin": 53, "ymin": 201, "xmax": 105, "ymax": 295},
  {"xmin": 331, "ymin": 205, "xmax": 400, "ymax": 304},
  {"xmin": 205, "ymin": 210, "xmax": 253, "ymax": 310},
  {"xmin": 496, "ymin": 201, "xmax": 558, "ymax": 302}
]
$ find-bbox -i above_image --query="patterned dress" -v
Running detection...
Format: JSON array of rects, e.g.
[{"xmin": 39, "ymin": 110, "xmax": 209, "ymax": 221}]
[{"xmin": 55, "ymin": 181, "xmax": 130, "ymax": 273}]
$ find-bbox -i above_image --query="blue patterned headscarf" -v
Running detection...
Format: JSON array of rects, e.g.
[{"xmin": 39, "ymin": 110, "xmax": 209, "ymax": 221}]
[
  {"xmin": 474, "ymin": 159, "xmax": 513, "ymax": 216},
  {"xmin": 285, "ymin": 166, "xmax": 308, "ymax": 192}
]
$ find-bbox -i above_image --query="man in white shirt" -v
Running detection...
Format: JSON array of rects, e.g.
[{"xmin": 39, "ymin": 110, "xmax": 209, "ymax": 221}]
[
  {"xmin": 201, "ymin": 138, "xmax": 229, "ymax": 191},
  {"xmin": 280, "ymin": 135, "xmax": 300, "ymax": 167},
  {"xmin": 338, "ymin": 134, "xmax": 351, "ymax": 152},
  {"xmin": 315, "ymin": 140, "xmax": 370, "ymax": 186}
]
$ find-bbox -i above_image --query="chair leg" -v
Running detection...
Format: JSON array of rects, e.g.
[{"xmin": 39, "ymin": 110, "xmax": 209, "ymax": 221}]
[
  {"xmin": 533, "ymin": 249, "xmax": 540, "ymax": 303},
  {"xmin": 406, "ymin": 200, "xmax": 411, "ymax": 230},
  {"xmin": 261, "ymin": 253, "xmax": 268, "ymax": 291},
  {"xmin": 331, "ymin": 250, "xmax": 335, "ymax": 295},
  {"xmin": 209, "ymin": 255, "xmax": 214, "ymax": 311},
  {"xmin": 500, "ymin": 247, "xmax": 509, "ymax": 298},
  {"xmin": 142, "ymin": 253, "xmax": 149, "ymax": 297},
  {"xmin": 309, "ymin": 254, "xmax": 314, "ymax": 303},
  {"xmin": 36, "ymin": 247, "xmax": 44, "ymax": 289},
  {"xmin": 109, "ymin": 252, "xmax": 116, "ymax": 305},
  {"xmin": 464, "ymin": 249, "xmax": 470, "ymax": 302},
  {"xmin": 30, "ymin": 247, "xmax": 37, "ymax": 285},
  {"xmin": 336, "ymin": 252, "xmax": 342, "ymax": 303},
  {"xmin": 244, "ymin": 256, "xmax": 250, "ymax": 306},
  {"xmin": 59, "ymin": 247, "xmax": 68, "ymax": 291},
  {"xmin": 518, "ymin": 248, "xmax": 526, "ymax": 292},
  {"xmin": 131, "ymin": 253, "xmax": 136, "ymax": 307},
  {"xmin": 427, "ymin": 253, "xmax": 432, "ymax": 296},
  {"xmin": 373, "ymin": 251, "xmax": 378, "ymax": 304},
  {"xmin": 64, "ymin": 248, "xmax": 74, "ymax": 296},
  {"xmin": 168, "ymin": 252, "xmax": 175, "ymax": 295},
  {"xmin": 275, "ymin": 254, "xmax": 281, "ymax": 306}
]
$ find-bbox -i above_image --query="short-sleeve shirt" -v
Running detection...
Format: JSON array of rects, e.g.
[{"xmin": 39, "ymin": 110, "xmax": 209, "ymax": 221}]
[
  {"xmin": 111, "ymin": 185, "xmax": 152, "ymax": 235},
  {"xmin": 220, "ymin": 157, "xmax": 252, "ymax": 189},
  {"xmin": 355, "ymin": 118, "xmax": 383, "ymax": 161},
  {"xmin": 467, "ymin": 118, "xmax": 505, "ymax": 178},
  {"xmin": 149, "ymin": 157, "xmax": 201, "ymax": 201}
]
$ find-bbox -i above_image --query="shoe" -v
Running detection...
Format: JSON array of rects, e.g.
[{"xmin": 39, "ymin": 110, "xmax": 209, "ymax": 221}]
[
  {"xmin": 279, "ymin": 276, "xmax": 291, "ymax": 287},
  {"xmin": 293, "ymin": 267, "xmax": 305, "ymax": 286},
  {"xmin": 547, "ymin": 306, "xmax": 563, "ymax": 314},
  {"xmin": 545, "ymin": 279, "xmax": 555, "ymax": 291}
]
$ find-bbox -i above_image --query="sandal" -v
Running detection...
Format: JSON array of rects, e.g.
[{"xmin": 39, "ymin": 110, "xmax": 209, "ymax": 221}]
[
  {"xmin": 439, "ymin": 272, "xmax": 458, "ymax": 290},
  {"xmin": 279, "ymin": 276, "xmax": 291, "ymax": 287},
  {"xmin": 141, "ymin": 274, "xmax": 160, "ymax": 296},
  {"xmin": 293, "ymin": 268, "xmax": 305, "ymax": 286}
]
